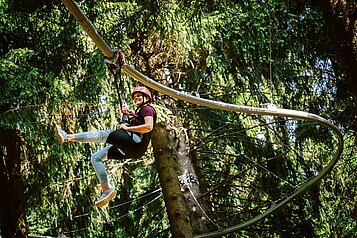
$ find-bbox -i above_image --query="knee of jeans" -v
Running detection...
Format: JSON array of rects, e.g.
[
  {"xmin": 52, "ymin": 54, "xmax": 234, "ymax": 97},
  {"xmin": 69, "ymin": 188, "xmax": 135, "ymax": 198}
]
[
  {"xmin": 91, "ymin": 153, "xmax": 102, "ymax": 165},
  {"xmin": 101, "ymin": 130, "xmax": 112, "ymax": 142}
]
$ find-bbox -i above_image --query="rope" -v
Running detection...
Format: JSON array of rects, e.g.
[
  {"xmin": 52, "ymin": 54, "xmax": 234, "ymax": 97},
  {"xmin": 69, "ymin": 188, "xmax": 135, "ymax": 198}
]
[
  {"xmin": 106, "ymin": 49, "xmax": 127, "ymax": 123},
  {"xmin": 61, "ymin": 1, "xmax": 344, "ymax": 237},
  {"xmin": 187, "ymin": 184, "xmax": 221, "ymax": 229},
  {"xmin": 59, "ymin": 187, "xmax": 162, "ymax": 222},
  {"xmin": 62, "ymin": 193, "xmax": 164, "ymax": 235},
  {"xmin": 30, "ymin": 189, "xmax": 164, "ymax": 236}
]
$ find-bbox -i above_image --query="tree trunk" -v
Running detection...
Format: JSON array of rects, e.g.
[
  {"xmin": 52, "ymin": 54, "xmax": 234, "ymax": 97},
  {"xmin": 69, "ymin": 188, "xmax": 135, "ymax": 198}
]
[
  {"xmin": 173, "ymin": 126, "xmax": 213, "ymax": 235},
  {"xmin": 315, "ymin": 0, "xmax": 357, "ymax": 98},
  {"xmin": 151, "ymin": 123, "xmax": 193, "ymax": 238},
  {"xmin": 316, "ymin": 0, "xmax": 357, "ymax": 133},
  {"xmin": 153, "ymin": 108, "xmax": 214, "ymax": 235},
  {"xmin": 190, "ymin": 149, "xmax": 214, "ymax": 218},
  {"xmin": 0, "ymin": 129, "xmax": 27, "ymax": 238}
]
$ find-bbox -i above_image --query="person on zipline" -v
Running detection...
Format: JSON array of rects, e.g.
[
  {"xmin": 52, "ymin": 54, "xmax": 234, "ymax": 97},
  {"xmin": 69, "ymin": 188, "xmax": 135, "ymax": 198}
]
[{"xmin": 54, "ymin": 86, "xmax": 156, "ymax": 208}]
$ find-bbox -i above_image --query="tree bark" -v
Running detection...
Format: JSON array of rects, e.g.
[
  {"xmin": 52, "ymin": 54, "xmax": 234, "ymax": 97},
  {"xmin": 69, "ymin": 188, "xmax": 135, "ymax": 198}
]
[
  {"xmin": 0, "ymin": 129, "xmax": 27, "ymax": 238},
  {"xmin": 152, "ymin": 123, "xmax": 193, "ymax": 238},
  {"xmin": 173, "ymin": 126, "xmax": 212, "ymax": 235},
  {"xmin": 315, "ymin": 0, "xmax": 357, "ymax": 98}
]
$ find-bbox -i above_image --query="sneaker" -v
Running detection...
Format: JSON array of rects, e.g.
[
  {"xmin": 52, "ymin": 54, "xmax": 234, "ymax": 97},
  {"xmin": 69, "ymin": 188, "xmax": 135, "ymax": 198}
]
[
  {"xmin": 54, "ymin": 125, "xmax": 68, "ymax": 144},
  {"xmin": 95, "ymin": 188, "xmax": 117, "ymax": 208}
]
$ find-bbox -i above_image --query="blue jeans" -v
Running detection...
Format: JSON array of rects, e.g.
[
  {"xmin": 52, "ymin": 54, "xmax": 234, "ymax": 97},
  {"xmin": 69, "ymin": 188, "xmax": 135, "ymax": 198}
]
[{"xmin": 75, "ymin": 130, "xmax": 141, "ymax": 183}]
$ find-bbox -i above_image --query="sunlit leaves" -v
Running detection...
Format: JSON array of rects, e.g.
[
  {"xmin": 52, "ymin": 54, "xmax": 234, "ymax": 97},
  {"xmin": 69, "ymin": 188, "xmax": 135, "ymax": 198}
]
[{"xmin": 0, "ymin": 0, "xmax": 355, "ymax": 237}]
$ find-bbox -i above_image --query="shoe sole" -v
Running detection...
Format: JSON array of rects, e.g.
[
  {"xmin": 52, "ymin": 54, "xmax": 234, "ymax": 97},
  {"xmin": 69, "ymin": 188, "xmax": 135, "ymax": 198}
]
[{"xmin": 95, "ymin": 190, "xmax": 117, "ymax": 208}]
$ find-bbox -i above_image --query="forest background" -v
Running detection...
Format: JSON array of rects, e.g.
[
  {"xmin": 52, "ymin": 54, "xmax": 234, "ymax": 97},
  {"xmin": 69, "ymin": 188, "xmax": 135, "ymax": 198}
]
[{"xmin": 0, "ymin": 0, "xmax": 356, "ymax": 237}]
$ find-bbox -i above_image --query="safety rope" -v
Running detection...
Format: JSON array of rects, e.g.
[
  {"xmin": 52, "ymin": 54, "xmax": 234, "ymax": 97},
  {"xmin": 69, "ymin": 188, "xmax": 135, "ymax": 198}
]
[
  {"xmin": 61, "ymin": 1, "xmax": 344, "ymax": 237},
  {"xmin": 105, "ymin": 49, "xmax": 128, "ymax": 123},
  {"xmin": 187, "ymin": 184, "xmax": 221, "ymax": 229},
  {"xmin": 63, "ymin": 193, "xmax": 164, "ymax": 235}
]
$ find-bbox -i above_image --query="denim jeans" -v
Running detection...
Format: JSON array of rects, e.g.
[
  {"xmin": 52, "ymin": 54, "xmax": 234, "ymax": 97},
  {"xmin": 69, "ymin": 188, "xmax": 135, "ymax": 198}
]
[{"xmin": 75, "ymin": 130, "xmax": 141, "ymax": 183}]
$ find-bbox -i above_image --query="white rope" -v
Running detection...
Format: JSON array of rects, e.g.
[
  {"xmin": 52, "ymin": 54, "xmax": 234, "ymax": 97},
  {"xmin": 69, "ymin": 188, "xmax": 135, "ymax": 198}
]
[
  {"xmin": 187, "ymin": 184, "xmax": 220, "ymax": 229},
  {"xmin": 61, "ymin": 1, "xmax": 345, "ymax": 237}
]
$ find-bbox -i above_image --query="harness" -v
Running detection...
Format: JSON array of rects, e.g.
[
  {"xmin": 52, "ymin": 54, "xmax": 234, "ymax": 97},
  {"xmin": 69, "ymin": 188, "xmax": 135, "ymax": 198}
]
[
  {"xmin": 105, "ymin": 104, "xmax": 156, "ymax": 160},
  {"xmin": 105, "ymin": 50, "xmax": 156, "ymax": 159}
]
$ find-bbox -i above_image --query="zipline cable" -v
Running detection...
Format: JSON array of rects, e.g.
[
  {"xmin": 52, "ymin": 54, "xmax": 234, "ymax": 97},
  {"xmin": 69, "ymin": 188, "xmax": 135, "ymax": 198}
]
[{"xmin": 61, "ymin": 0, "xmax": 344, "ymax": 237}]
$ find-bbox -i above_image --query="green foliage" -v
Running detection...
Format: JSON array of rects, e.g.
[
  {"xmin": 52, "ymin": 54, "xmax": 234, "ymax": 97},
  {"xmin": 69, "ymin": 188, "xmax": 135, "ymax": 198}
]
[{"xmin": 0, "ymin": 0, "xmax": 355, "ymax": 237}]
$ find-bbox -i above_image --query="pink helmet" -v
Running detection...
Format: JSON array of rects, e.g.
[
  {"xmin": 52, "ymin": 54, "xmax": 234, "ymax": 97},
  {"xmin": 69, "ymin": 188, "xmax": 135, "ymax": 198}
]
[{"xmin": 131, "ymin": 86, "xmax": 152, "ymax": 103}]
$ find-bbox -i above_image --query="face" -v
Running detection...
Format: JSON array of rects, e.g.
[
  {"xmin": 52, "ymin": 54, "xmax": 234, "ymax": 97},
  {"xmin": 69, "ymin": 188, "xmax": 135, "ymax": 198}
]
[{"xmin": 132, "ymin": 93, "xmax": 148, "ymax": 107}]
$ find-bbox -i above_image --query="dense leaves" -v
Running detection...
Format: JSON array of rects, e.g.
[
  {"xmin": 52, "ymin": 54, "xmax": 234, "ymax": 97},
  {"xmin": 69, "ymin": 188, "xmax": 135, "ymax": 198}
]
[{"xmin": 0, "ymin": 0, "xmax": 356, "ymax": 237}]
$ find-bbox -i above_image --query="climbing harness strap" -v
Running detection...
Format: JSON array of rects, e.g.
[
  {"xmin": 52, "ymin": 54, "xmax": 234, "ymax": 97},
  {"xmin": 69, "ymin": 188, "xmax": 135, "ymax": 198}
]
[{"xmin": 62, "ymin": 1, "xmax": 344, "ymax": 237}]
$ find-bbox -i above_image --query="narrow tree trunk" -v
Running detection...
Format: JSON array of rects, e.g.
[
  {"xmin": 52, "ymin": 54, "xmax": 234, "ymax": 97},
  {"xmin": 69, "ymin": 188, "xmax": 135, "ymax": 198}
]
[
  {"xmin": 0, "ymin": 129, "xmax": 27, "ymax": 238},
  {"xmin": 152, "ymin": 123, "xmax": 193, "ymax": 238},
  {"xmin": 174, "ymin": 127, "xmax": 212, "ymax": 235},
  {"xmin": 189, "ymin": 149, "xmax": 214, "ymax": 221}
]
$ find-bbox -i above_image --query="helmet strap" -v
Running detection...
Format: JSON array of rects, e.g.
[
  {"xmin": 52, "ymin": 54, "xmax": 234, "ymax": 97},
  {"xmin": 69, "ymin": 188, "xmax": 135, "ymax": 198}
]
[{"xmin": 138, "ymin": 93, "xmax": 148, "ymax": 108}]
